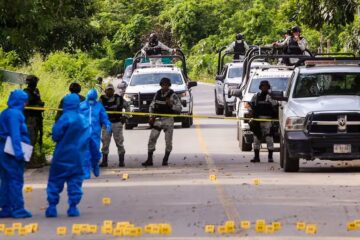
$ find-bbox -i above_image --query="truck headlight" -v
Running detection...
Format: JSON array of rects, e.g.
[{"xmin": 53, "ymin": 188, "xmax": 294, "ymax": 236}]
[
  {"xmin": 124, "ymin": 93, "xmax": 138, "ymax": 102},
  {"xmin": 285, "ymin": 117, "xmax": 305, "ymax": 131}
]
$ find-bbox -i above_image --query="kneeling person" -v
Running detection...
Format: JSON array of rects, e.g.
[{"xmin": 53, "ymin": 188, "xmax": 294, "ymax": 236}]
[
  {"xmin": 46, "ymin": 94, "xmax": 90, "ymax": 217},
  {"xmin": 142, "ymin": 78, "xmax": 182, "ymax": 166}
]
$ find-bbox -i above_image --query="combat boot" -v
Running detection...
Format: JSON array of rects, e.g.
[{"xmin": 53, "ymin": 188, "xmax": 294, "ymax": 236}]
[
  {"xmin": 142, "ymin": 151, "xmax": 154, "ymax": 167},
  {"xmin": 162, "ymin": 151, "xmax": 171, "ymax": 166},
  {"xmin": 250, "ymin": 149, "xmax": 260, "ymax": 163},
  {"xmin": 268, "ymin": 150, "xmax": 274, "ymax": 163},
  {"xmin": 119, "ymin": 153, "xmax": 125, "ymax": 167},
  {"xmin": 99, "ymin": 154, "xmax": 108, "ymax": 167}
]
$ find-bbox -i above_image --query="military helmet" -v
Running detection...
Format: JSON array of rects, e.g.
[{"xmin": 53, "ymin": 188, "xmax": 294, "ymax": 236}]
[
  {"xmin": 236, "ymin": 33, "xmax": 244, "ymax": 40},
  {"xmin": 69, "ymin": 82, "xmax": 81, "ymax": 94},
  {"xmin": 291, "ymin": 26, "xmax": 301, "ymax": 33},
  {"xmin": 25, "ymin": 75, "xmax": 39, "ymax": 85},
  {"xmin": 259, "ymin": 80, "xmax": 271, "ymax": 89},
  {"xmin": 159, "ymin": 77, "xmax": 171, "ymax": 86}
]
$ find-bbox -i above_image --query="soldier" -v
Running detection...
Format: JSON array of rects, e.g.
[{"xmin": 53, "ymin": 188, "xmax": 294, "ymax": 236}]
[
  {"xmin": 142, "ymin": 77, "xmax": 182, "ymax": 167},
  {"xmin": 99, "ymin": 84, "xmax": 127, "ymax": 167},
  {"xmin": 23, "ymin": 75, "xmax": 45, "ymax": 167},
  {"xmin": 225, "ymin": 33, "xmax": 250, "ymax": 60},
  {"xmin": 249, "ymin": 80, "xmax": 278, "ymax": 163},
  {"xmin": 141, "ymin": 33, "xmax": 175, "ymax": 65},
  {"xmin": 55, "ymin": 82, "xmax": 85, "ymax": 122}
]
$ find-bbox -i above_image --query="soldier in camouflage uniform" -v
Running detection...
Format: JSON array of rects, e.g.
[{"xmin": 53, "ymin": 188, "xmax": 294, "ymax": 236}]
[{"xmin": 142, "ymin": 77, "xmax": 182, "ymax": 167}]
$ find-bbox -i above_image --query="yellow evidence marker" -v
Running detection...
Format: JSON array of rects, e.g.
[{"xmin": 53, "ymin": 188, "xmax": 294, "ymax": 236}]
[
  {"xmin": 30, "ymin": 223, "xmax": 39, "ymax": 232},
  {"xmin": 113, "ymin": 228, "xmax": 123, "ymax": 236},
  {"xmin": 57, "ymin": 227, "xmax": 67, "ymax": 236},
  {"xmin": 18, "ymin": 228, "xmax": 28, "ymax": 236},
  {"xmin": 240, "ymin": 221, "xmax": 251, "ymax": 230},
  {"xmin": 209, "ymin": 175, "xmax": 217, "ymax": 181},
  {"xmin": 122, "ymin": 173, "xmax": 129, "ymax": 180},
  {"xmin": 12, "ymin": 222, "xmax": 22, "ymax": 231},
  {"xmin": 305, "ymin": 224, "xmax": 317, "ymax": 235},
  {"xmin": 347, "ymin": 221, "xmax": 357, "ymax": 231},
  {"xmin": 24, "ymin": 186, "xmax": 33, "ymax": 193},
  {"xmin": 354, "ymin": 219, "xmax": 360, "ymax": 228},
  {"xmin": 225, "ymin": 221, "xmax": 236, "ymax": 233},
  {"xmin": 72, "ymin": 224, "xmax": 81, "ymax": 235},
  {"xmin": 296, "ymin": 221, "xmax": 306, "ymax": 231},
  {"xmin": 253, "ymin": 179, "xmax": 261, "ymax": 185},
  {"xmin": 89, "ymin": 225, "xmax": 98, "ymax": 234},
  {"xmin": 0, "ymin": 224, "xmax": 5, "ymax": 232},
  {"xmin": 116, "ymin": 221, "xmax": 130, "ymax": 229},
  {"xmin": 159, "ymin": 224, "xmax": 172, "ymax": 235},
  {"xmin": 4, "ymin": 228, "xmax": 14, "ymax": 236},
  {"xmin": 103, "ymin": 220, "xmax": 113, "ymax": 227},
  {"xmin": 272, "ymin": 221, "xmax": 282, "ymax": 231},
  {"xmin": 102, "ymin": 197, "xmax": 111, "ymax": 205},
  {"xmin": 101, "ymin": 225, "xmax": 113, "ymax": 235},
  {"xmin": 265, "ymin": 225, "xmax": 275, "ymax": 234},
  {"xmin": 204, "ymin": 225, "xmax": 215, "ymax": 233},
  {"xmin": 217, "ymin": 225, "xmax": 227, "ymax": 234}
]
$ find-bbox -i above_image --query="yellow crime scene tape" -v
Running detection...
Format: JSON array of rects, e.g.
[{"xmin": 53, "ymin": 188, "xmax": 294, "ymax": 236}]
[{"xmin": 10, "ymin": 106, "xmax": 278, "ymax": 122}]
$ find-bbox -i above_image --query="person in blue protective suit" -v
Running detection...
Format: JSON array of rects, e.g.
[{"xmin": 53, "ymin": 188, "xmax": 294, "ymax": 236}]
[
  {"xmin": 80, "ymin": 89, "xmax": 111, "ymax": 179},
  {"xmin": 46, "ymin": 93, "xmax": 90, "ymax": 217},
  {"xmin": 0, "ymin": 90, "xmax": 32, "ymax": 218}
]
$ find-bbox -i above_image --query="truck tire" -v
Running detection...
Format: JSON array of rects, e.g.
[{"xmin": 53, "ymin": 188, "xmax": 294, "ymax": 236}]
[
  {"xmin": 125, "ymin": 123, "xmax": 137, "ymax": 130},
  {"xmin": 239, "ymin": 130, "xmax": 252, "ymax": 151},
  {"xmin": 182, "ymin": 117, "xmax": 192, "ymax": 128},
  {"xmin": 279, "ymin": 136, "xmax": 284, "ymax": 168},
  {"xmin": 283, "ymin": 139, "xmax": 300, "ymax": 172},
  {"xmin": 224, "ymin": 102, "xmax": 233, "ymax": 117},
  {"xmin": 215, "ymin": 91, "xmax": 224, "ymax": 115}
]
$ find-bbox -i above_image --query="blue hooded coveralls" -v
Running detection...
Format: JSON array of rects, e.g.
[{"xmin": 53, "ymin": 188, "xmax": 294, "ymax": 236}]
[
  {"xmin": 46, "ymin": 94, "xmax": 90, "ymax": 217},
  {"xmin": 80, "ymin": 89, "xmax": 111, "ymax": 179},
  {"xmin": 0, "ymin": 90, "xmax": 32, "ymax": 218}
]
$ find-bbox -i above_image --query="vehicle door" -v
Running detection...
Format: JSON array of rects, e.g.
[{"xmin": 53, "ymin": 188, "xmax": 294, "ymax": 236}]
[{"xmin": 216, "ymin": 65, "xmax": 228, "ymax": 105}]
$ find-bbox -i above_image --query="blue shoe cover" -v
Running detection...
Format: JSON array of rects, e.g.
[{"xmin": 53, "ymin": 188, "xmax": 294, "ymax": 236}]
[
  {"xmin": 45, "ymin": 206, "xmax": 57, "ymax": 218},
  {"xmin": 0, "ymin": 207, "xmax": 12, "ymax": 218},
  {"xmin": 93, "ymin": 164, "xmax": 100, "ymax": 177},
  {"xmin": 11, "ymin": 208, "xmax": 32, "ymax": 218},
  {"xmin": 67, "ymin": 206, "xmax": 80, "ymax": 217}
]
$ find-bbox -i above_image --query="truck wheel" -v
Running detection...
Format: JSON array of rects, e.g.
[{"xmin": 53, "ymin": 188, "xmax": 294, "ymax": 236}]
[
  {"xmin": 283, "ymin": 139, "xmax": 299, "ymax": 172},
  {"xmin": 224, "ymin": 102, "xmax": 233, "ymax": 117},
  {"xmin": 215, "ymin": 92, "xmax": 224, "ymax": 115},
  {"xmin": 239, "ymin": 131, "xmax": 252, "ymax": 151},
  {"xmin": 182, "ymin": 117, "xmax": 191, "ymax": 128},
  {"xmin": 280, "ymin": 136, "xmax": 284, "ymax": 168},
  {"xmin": 125, "ymin": 123, "xmax": 137, "ymax": 130}
]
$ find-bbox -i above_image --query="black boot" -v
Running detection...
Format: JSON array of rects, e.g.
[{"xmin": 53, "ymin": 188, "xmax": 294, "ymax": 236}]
[
  {"xmin": 250, "ymin": 150, "xmax": 260, "ymax": 163},
  {"xmin": 162, "ymin": 151, "xmax": 171, "ymax": 166},
  {"xmin": 99, "ymin": 154, "xmax": 108, "ymax": 167},
  {"xmin": 119, "ymin": 153, "xmax": 125, "ymax": 167},
  {"xmin": 142, "ymin": 151, "xmax": 153, "ymax": 167},
  {"xmin": 268, "ymin": 150, "xmax": 274, "ymax": 163}
]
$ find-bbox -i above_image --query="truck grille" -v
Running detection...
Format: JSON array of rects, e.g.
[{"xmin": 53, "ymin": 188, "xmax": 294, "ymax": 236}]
[
  {"xmin": 134, "ymin": 93, "xmax": 155, "ymax": 109},
  {"xmin": 306, "ymin": 112, "xmax": 360, "ymax": 134}
]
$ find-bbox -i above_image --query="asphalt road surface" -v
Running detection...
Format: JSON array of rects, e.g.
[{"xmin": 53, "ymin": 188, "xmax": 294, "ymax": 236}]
[{"xmin": 2, "ymin": 83, "xmax": 360, "ymax": 240}]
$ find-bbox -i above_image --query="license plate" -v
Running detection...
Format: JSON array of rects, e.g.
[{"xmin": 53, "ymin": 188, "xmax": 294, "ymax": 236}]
[{"xmin": 333, "ymin": 144, "xmax": 351, "ymax": 153}]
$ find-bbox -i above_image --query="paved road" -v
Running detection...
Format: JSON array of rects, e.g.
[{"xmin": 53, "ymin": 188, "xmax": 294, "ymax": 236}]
[{"xmin": 2, "ymin": 83, "xmax": 360, "ymax": 239}]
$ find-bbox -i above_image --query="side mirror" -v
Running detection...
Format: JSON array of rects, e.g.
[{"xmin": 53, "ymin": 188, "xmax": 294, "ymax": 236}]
[
  {"xmin": 228, "ymin": 89, "xmax": 243, "ymax": 98},
  {"xmin": 215, "ymin": 75, "xmax": 225, "ymax": 81},
  {"xmin": 187, "ymin": 81, "xmax": 197, "ymax": 88},
  {"xmin": 271, "ymin": 91, "xmax": 288, "ymax": 101}
]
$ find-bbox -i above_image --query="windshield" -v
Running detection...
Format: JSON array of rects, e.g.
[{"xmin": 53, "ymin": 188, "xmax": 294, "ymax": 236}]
[
  {"xmin": 130, "ymin": 73, "xmax": 184, "ymax": 86},
  {"xmin": 293, "ymin": 72, "xmax": 360, "ymax": 98},
  {"xmin": 228, "ymin": 67, "xmax": 243, "ymax": 78},
  {"xmin": 249, "ymin": 77, "xmax": 289, "ymax": 93}
]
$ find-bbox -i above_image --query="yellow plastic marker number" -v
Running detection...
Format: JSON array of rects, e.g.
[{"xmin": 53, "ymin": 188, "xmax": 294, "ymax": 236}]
[
  {"xmin": 101, "ymin": 226, "xmax": 113, "ymax": 235},
  {"xmin": 217, "ymin": 225, "xmax": 227, "ymax": 234},
  {"xmin": 80, "ymin": 224, "xmax": 89, "ymax": 233},
  {"xmin": 354, "ymin": 219, "xmax": 360, "ymax": 228},
  {"xmin": 209, "ymin": 175, "xmax": 217, "ymax": 181},
  {"xmin": 113, "ymin": 228, "xmax": 123, "ymax": 236},
  {"xmin": 159, "ymin": 224, "xmax": 172, "ymax": 235},
  {"xmin": 103, "ymin": 220, "xmax": 113, "ymax": 227},
  {"xmin": 135, "ymin": 227, "xmax": 143, "ymax": 236},
  {"xmin": 272, "ymin": 221, "xmax": 282, "ymax": 231},
  {"xmin": 150, "ymin": 224, "xmax": 160, "ymax": 234},
  {"xmin": 255, "ymin": 224, "xmax": 265, "ymax": 233},
  {"xmin": 305, "ymin": 224, "xmax": 317, "ymax": 235},
  {"xmin": 122, "ymin": 173, "xmax": 129, "ymax": 180},
  {"xmin": 225, "ymin": 221, "xmax": 236, "ymax": 234},
  {"xmin": 256, "ymin": 219, "xmax": 266, "ymax": 226},
  {"xmin": 18, "ymin": 228, "xmax": 28, "ymax": 236},
  {"xmin": 30, "ymin": 223, "xmax": 39, "ymax": 232},
  {"xmin": 25, "ymin": 225, "xmax": 33, "ymax": 234},
  {"xmin": 4, "ymin": 228, "xmax": 14, "ymax": 236},
  {"xmin": 253, "ymin": 179, "xmax": 261, "ymax": 185},
  {"xmin": 72, "ymin": 224, "xmax": 81, "ymax": 235},
  {"xmin": 347, "ymin": 221, "xmax": 357, "ymax": 231},
  {"xmin": 12, "ymin": 222, "xmax": 22, "ymax": 230},
  {"xmin": 102, "ymin": 197, "xmax": 111, "ymax": 205},
  {"xmin": 296, "ymin": 221, "xmax": 306, "ymax": 231},
  {"xmin": 57, "ymin": 227, "xmax": 67, "ymax": 236},
  {"xmin": 240, "ymin": 221, "xmax": 251, "ymax": 230},
  {"xmin": 116, "ymin": 221, "xmax": 130, "ymax": 229},
  {"xmin": 89, "ymin": 225, "xmax": 98, "ymax": 234},
  {"xmin": 24, "ymin": 186, "xmax": 33, "ymax": 193},
  {"xmin": 266, "ymin": 225, "xmax": 275, "ymax": 234},
  {"xmin": 0, "ymin": 224, "xmax": 5, "ymax": 232},
  {"xmin": 204, "ymin": 225, "xmax": 215, "ymax": 233}
]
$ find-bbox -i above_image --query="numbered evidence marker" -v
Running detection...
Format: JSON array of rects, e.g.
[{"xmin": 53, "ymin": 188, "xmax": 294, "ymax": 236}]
[
  {"xmin": 272, "ymin": 221, "xmax": 282, "ymax": 231},
  {"xmin": 354, "ymin": 219, "xmax": 360, "ymax": 229},
  {"xmin": 265, "ymin": 225, "xmax": 275, "ymax": 234},
  {"xmin": 217, "ymin": 225, "xmax": 227, "ymax": 234},
  {"xmin": 102, "ymin": 197, "xmax": 111, "ymax": 205},
  {"xmin": 18, "ymin": 228, "xmax": 28, "ymax": 236},
  {"xmin": 224, "ymin": 221, "xmax": 236, "ymax": 233},
  {"xmin": 0, "ymin": 224, "xmax": 5, "ymax": 232},
  {"xmin": 144, "ymin": 224, "xmax": 160, "ymax": 234},
  {"xmin": 253, "ymin": 178, "xmax": 261, "ymax": 186},
  {"xmin": 347, "ymin": 221, "xmax": 357, "ymax": 231},
  {"xmin": 122, "ymin": 173, "xmax": 129, "ymax": 180},
  {"xmin": 57, "ymin": 227, "xmax": 67, "ymax": 236},
  {"xmin": 159, "ymin": 224, "xmax": 172, "ymax": 235},
  {"xmin": 204, "ymin": 225, "xmax": 215, "ymax": 233},
  {"xmin": 305, "ymin": 224, "xmax": 317, "ymax": 235},
  {"xmin": 4, "ymin": 228, "xmax": 14, "ymax": 236},
  {"xmin": 255, "ymin": 220, "xmax": 266, "ymax": 233},
  {"xmin": 209, "ymin": 175, "xmax": 217, "ymax": 181},
  {"xmin": 24, "ymin": 186, "xmax": 33, "ymax": 193},
  {"xmin": 101, "ymin": 225, "xmax": 113, "ymax": 235},
  {"xmin": 240, "ymin": 221, "xmax": 251, "ymax": 230},
  {"xmin": 89, "ymin": 225, "xmax": 98, "ymax": 234},
  {"xmin": 72, "ymin": 224, "xmax": 82, "ymax": 235},
  {"xmin": 296, "ymin": 221, "xmax": 306, "ymax": 231},
  {"xmin": 12, "ymin": 222, "xmax": 22, "ymax": 231}
]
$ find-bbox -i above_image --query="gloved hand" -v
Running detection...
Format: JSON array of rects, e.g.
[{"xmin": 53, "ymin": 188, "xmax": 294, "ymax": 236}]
[
  {"xmin": 92, "ymin": 163, "xmax": 100, "ymax": 177},
  {"xmin": 106, "ymin": 124, "xmax": 112, "ymax": 134},
  {"xmin": 149, "ymin": 117, "xmax": 155, "ymax": 127}
]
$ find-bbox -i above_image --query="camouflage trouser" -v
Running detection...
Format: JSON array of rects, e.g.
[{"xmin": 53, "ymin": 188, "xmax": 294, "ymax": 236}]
[
  {"xmin": 253, "ymin": 121, "xmax": 274, "ymax": 151},
  {"xmin": 26, "ymin": 116, "xmax": 41, "ymax": 146},
  {"xmin": 148, "ymin": 117, "xmax": 174, "ymax": 153},
  {"xmin": 101, "ymin": 122, "xmax": 125, "ymax": 155}
]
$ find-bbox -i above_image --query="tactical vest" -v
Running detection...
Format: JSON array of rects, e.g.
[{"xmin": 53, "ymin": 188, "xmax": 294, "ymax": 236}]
[
  {"xmin": 153, "ymin": 89, "xmax": 175, "ymax": 114},
  {"xmin": 286, "ymin": 37, "xmax": 303, "ymax": 55},
  {"xmin": 100, "ymin": 94, "xmax": 123, "ymax": 123},
  {"xmin": 253, "ymin": 92, "xmax": 274, "ymax": 117},
  {"xmin": 234, "ymin": 41, "xmax": 245, "ymax": 59},
  {"xmin": 145, "ymin": 41, "xmax": 162, "ymax": 55}
]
